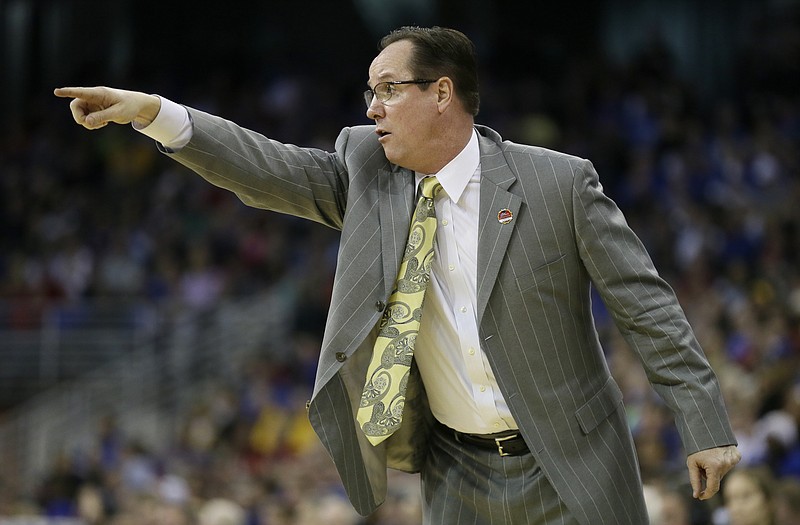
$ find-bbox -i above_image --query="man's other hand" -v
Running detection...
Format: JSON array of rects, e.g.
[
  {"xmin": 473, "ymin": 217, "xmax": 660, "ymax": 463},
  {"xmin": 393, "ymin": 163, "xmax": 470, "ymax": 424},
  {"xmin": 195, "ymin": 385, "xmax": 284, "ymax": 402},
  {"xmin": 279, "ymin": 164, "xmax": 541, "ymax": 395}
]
[{"xmin": 686, "ymin": 445, "xmax": 742, "ymax": 500}]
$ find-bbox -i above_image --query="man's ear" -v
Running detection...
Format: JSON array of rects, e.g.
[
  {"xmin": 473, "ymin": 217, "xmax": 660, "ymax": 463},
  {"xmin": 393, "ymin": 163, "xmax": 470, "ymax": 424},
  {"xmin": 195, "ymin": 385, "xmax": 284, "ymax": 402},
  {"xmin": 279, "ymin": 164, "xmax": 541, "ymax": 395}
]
[{"xmin": 436, "ymin": 77, "xmax": 455, "ymax": 113}]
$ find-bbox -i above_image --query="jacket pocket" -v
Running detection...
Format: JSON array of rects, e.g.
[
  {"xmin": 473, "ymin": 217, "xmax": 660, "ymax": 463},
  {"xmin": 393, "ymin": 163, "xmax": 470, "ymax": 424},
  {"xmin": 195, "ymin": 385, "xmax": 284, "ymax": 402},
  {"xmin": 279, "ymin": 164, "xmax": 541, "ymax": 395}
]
[
  {"xmin": 515, "ymin": 254, "xmax": 567, "ymax": 292},
  {"xmin": 575, "ymin": 377, "xmax": 624, "ymax": 435}
]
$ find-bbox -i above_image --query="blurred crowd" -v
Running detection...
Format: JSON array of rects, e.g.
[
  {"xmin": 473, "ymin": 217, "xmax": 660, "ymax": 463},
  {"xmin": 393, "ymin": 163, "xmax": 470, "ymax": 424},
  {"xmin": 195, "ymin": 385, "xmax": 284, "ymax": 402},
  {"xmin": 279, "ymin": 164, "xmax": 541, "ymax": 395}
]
[{"xmin": 1, "ymin": 7, "xmax": 800, "ymax": 525}]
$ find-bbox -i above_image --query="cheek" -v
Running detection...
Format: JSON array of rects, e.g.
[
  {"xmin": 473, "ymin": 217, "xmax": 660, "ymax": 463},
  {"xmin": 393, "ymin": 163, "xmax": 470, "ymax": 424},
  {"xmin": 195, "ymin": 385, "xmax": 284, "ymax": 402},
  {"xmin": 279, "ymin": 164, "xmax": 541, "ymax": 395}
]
[
  {"xmin": 405, "ymin": 114, "xmax": 435, "ymax": 147},
  {"xmin": 392, "ymin": 116, "xmax": 425, "ymax": 151}
]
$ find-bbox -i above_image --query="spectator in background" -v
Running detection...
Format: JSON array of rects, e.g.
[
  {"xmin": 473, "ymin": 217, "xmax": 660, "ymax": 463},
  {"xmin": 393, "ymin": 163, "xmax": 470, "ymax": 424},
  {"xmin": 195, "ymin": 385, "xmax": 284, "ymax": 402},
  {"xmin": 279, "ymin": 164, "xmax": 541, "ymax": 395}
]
[
  {"xmin": 197, "ymin": 498, "xmax": 246, "ymax": 525},
  {"xmin": 721, "ymin": 467, "xmax": 776, "ymax": 525},
  {"xmin": 773, "ymin": 383, "xmax": 800, "ymax": 478},
  {"xmin": 772, "ymin": 477, "xmax": 800, "ymax": 525},
  {"xmin": 642, "ymin": 484, "xmax": 695, "ymax": 525},
  {"xmin": 660, "ymin": 487, "xmax": 694, "ymax": 525}
]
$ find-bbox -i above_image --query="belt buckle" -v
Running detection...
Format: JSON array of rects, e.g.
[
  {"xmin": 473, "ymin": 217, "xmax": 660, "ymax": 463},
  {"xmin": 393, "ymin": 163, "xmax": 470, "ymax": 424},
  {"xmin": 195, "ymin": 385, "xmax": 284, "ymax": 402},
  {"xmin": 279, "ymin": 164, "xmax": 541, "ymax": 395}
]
[{"xmin": 494, "ymin": 433, "xmax": 518, "ymax": 457}]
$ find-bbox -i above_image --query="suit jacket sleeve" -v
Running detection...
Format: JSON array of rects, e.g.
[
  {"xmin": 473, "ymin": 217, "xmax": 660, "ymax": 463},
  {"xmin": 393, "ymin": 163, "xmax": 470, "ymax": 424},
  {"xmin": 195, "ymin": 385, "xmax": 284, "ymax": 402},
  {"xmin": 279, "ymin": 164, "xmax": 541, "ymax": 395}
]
[
  {"xmin": 161, "ymin": 106, "xmax": 351, "ymax": 230},
  {"xmin": 571, "ymin": 158, "xmax": 736, "ymax": 455}
]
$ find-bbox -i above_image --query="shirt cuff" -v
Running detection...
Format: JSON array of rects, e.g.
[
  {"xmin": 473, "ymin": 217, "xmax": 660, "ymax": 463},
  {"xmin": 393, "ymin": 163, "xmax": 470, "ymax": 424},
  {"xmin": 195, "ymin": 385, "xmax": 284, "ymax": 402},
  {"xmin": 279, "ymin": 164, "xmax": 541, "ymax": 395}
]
[{"xmin": 133, "ymin": 96, "xmax": 192, "ymax": 150}]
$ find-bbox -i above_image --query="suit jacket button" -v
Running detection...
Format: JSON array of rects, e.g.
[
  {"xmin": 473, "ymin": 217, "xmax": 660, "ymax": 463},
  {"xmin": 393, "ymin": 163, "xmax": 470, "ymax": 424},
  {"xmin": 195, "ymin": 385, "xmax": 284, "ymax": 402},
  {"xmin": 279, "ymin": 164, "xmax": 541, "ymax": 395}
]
[
  {"xmin": 375, "ymin": 300, "xmax": 386, "ymax": 311},
  {"xmin": 335, "ymin": 352, "xmax": 347, "ymax": 362}
]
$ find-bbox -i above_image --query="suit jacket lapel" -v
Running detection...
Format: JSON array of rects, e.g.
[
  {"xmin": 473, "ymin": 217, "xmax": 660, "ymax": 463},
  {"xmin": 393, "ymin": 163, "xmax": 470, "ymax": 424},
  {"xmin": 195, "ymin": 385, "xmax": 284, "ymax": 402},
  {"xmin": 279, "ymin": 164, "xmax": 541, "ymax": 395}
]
[
  {"xmin": 477, "ymin": 134, "xmax": 522, "ymax": 323},
  {"xmin": 379, "ymin": 166, "xmax": 416, "ymax": 297},
  {"xmin": 375, "ymin": 134, "xmax": 521, "ymax": 323}
]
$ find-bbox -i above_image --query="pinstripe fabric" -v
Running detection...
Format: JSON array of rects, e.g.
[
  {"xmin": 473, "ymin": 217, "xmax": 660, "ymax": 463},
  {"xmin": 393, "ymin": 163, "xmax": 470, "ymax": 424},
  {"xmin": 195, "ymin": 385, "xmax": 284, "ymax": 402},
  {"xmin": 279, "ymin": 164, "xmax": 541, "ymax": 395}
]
[
  {"xmin": 165, "ymin": 108, "xmax": 736, "ymax": 523},
  {"xmin": 423, "ymin": 424, "xmax": 578, "ymax": 525}
]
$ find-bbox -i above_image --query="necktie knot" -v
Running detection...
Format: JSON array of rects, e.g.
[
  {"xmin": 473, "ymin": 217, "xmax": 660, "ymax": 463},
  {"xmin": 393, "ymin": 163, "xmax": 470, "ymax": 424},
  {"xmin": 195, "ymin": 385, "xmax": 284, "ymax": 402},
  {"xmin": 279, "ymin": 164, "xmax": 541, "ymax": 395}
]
[{"xmin": 421, "ymin": 176, "xmax": 442, "ymax": 200}]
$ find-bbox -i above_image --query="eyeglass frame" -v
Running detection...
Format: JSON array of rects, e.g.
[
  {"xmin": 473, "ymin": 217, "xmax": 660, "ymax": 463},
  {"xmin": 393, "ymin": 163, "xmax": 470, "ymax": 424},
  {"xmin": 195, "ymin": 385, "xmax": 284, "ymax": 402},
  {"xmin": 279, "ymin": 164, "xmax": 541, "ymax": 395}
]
[{"xmin": 364, "ymin": 79, "xmax": 437, "ymax": 108}]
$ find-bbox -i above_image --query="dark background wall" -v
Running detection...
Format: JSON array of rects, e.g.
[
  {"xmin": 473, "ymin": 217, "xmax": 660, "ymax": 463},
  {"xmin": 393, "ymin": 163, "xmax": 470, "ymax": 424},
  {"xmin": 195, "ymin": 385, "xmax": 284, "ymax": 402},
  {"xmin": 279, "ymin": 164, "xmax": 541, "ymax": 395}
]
[{"xmin": 3, "ymin": 0, "xmax": 792, "ymax": 129}]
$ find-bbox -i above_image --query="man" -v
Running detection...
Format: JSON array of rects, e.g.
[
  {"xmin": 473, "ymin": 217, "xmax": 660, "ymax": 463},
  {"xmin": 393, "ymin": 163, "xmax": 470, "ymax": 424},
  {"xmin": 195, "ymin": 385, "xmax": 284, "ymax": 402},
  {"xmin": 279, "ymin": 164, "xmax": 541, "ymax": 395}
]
[{"xmin": 56, "ymin": 26, "xmax": 740, "ymax": 525}]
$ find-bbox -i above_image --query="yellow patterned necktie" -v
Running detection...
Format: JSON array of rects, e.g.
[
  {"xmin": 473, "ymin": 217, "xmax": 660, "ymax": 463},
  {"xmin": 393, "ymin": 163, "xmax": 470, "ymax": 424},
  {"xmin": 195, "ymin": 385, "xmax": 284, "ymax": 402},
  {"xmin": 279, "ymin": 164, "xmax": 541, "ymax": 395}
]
[{"xmin": 357, "ymin": 176, "xmax": 443, "ymax": 445}]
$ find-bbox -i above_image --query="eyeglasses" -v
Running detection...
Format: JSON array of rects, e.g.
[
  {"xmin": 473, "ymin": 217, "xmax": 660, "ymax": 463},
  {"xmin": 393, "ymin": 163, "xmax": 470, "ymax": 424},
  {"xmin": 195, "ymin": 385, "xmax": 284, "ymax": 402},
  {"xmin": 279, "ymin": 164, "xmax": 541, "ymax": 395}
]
[{"xmin": 364, "ymin": 80, "xmax": 436, "ymax": 108}]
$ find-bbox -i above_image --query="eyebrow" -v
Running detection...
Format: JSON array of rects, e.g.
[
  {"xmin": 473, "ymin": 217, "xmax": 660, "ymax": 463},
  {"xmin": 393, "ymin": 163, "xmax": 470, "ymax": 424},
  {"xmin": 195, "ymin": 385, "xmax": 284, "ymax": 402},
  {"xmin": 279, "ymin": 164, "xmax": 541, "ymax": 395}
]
[{"xmin": 367, "ymin": 72, "xmax": 398, "ymax": 87}]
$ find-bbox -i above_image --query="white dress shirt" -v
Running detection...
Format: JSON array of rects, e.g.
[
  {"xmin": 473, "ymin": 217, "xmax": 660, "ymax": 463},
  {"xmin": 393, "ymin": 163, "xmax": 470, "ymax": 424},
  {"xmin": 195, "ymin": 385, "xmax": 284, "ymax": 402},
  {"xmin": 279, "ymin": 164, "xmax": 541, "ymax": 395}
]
[
  {"xmin": 414, "ymin": 131, "xmax": 517, "ymax": 434},
  {"xmin": 137, "ymin": 101, "xmax": 518, "ymax": 434}
]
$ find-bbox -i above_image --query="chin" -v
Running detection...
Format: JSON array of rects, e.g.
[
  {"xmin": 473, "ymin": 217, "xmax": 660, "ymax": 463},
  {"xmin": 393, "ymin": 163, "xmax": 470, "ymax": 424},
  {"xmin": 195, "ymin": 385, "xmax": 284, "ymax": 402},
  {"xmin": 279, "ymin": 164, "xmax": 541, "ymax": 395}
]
[
  {"xmin": 382, "ymin": 146, "xmax": 418, "ymax": 171},
  {"xmin": 382, "ymin": 148, "xmax": 404, "ymax": 167}
]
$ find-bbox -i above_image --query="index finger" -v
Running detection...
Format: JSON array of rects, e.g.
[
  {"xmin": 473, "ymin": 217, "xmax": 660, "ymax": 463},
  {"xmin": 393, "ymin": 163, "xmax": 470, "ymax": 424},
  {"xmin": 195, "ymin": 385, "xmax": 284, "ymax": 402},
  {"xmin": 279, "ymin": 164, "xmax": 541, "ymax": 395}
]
[
  {"xmin": 54, "ymin": 87, "xmax": 101, "ymax": 99},
  {"xmin": 699, "ymin": 468, "xmax": 721, "ymax": 500}
]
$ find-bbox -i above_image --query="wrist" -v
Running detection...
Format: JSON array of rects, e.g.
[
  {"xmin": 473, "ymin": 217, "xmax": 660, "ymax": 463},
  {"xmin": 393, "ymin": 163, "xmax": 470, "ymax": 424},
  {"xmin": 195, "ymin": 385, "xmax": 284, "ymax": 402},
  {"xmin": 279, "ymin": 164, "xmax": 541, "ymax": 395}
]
[{"xmin": 133, "ymin": 94, "xmax": 162, "ymax": 128}]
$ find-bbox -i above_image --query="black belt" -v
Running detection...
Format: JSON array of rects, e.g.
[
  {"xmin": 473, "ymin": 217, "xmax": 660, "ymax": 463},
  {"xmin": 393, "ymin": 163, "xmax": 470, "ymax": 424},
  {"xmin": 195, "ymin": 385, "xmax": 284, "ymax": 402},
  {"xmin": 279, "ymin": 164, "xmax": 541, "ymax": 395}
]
[{"xmin": 439, "ymin": 422, "xmax": 530, "ymax": 457}]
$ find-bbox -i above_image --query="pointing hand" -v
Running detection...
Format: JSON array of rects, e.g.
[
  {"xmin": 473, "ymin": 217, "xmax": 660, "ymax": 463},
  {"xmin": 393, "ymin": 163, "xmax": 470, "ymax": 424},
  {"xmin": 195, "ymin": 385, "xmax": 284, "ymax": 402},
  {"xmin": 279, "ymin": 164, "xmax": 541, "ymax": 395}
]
[{"xmin": 54, "ymin": 86, "xmax": 161, "ymax": 130}]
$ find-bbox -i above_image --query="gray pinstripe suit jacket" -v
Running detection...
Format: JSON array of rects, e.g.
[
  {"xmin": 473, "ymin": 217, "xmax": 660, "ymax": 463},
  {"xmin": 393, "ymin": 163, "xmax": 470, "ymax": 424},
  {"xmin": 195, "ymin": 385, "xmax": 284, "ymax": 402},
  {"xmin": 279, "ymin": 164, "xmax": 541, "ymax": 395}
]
[{"xmin": 166, "ymin": 108, "xmax": 736, "ymax": 524}]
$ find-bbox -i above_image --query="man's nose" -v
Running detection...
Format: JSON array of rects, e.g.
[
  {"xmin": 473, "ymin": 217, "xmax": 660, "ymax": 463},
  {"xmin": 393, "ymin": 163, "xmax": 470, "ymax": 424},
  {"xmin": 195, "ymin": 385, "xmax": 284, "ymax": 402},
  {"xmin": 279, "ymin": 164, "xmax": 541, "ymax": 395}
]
[{"xmin": 366, "ymin": 96, "xmax": 384, "ymax": 120}]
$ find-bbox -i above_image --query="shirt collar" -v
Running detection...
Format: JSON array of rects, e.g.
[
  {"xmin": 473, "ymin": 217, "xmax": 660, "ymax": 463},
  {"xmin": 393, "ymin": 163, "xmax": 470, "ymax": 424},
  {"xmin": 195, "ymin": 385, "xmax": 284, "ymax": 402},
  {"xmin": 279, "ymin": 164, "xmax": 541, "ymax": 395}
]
[{"xmin": 415, "ymin": 129, "xmax": 479, "ymax": 204}]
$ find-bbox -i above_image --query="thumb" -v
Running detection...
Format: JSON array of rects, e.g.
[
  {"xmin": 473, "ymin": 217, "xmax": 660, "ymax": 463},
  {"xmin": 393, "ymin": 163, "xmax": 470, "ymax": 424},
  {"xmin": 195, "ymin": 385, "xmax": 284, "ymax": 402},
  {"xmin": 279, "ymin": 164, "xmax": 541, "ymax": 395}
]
[{"xmin": 84, "ymin": 108, "xmax": 117, "ymax": 129}]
